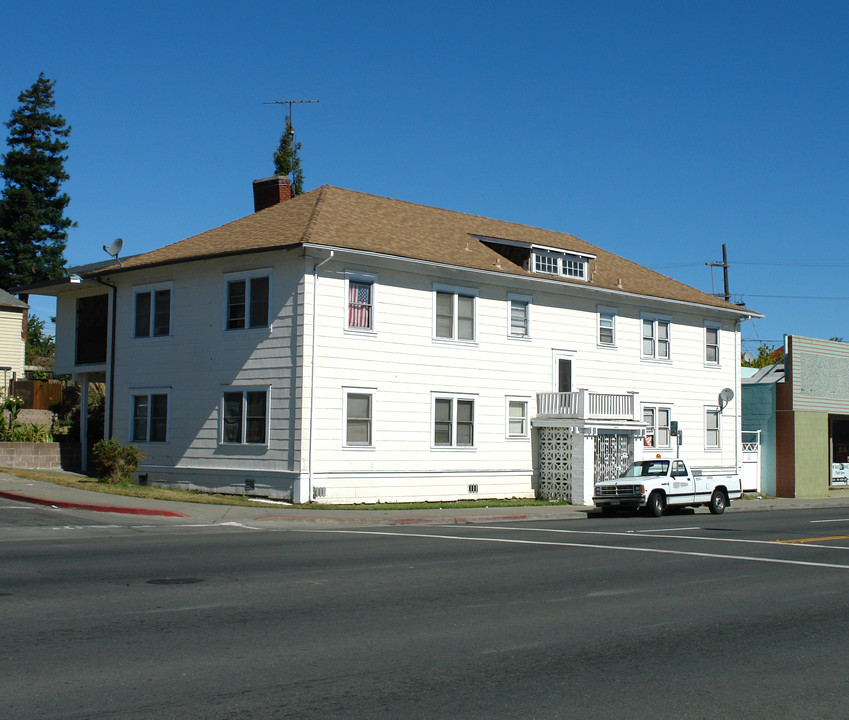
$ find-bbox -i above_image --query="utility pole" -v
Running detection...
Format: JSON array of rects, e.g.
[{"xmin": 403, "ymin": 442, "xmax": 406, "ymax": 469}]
[{"xmin": 706, "ymin": 243, "xmax": 730, "ymax": 302}]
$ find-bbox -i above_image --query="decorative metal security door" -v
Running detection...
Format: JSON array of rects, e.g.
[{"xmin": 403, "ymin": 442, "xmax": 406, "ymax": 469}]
[{"xmin": 593, "ymin": 434, "xmax": 630, "ymax": 484}]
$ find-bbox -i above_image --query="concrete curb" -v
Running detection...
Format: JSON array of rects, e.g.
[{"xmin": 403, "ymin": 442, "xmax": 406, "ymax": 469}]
[{"xmin": 0, "ymin": 490, "xmax": 191, "ymax": 518}]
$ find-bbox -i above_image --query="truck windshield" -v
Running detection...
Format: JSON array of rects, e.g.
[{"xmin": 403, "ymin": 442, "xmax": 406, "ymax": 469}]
[{"xmin": 622, "ymin": 460, "xmax": 669, "ymax": 477}]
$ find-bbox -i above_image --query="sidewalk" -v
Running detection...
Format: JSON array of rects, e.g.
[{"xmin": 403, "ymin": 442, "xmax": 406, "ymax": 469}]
[{"xmin": 4, "ymin": 470, "xmax": 849, "ymax": 528}]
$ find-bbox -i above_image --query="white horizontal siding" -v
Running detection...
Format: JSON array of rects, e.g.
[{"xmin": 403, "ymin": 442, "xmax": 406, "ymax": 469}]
[
  {"xmin": 306, "ymin": 256, "xmax": 742, "ymax": 493},
  {"xmin": 0, "ymin": 310, "xmax": 25, "ymax": 384},
  {"xmin": 109, "ymin": 250, "xmax": 304, "ymax": 475}
]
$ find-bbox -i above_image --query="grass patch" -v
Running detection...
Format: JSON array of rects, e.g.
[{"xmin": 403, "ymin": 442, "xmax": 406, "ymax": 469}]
[
  {"xmin": 0, "ymin": 467, "xmax": 284, "ymax": 508},
  {"xmin": 0, "ymin": 467, "xmax": 570, "ymax": 511}
]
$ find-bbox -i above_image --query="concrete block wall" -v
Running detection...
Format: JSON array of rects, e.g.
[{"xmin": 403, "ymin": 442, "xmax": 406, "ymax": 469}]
[{"xmin": 0, "ymin": 442, "xmax": 81, "ymax": 471}]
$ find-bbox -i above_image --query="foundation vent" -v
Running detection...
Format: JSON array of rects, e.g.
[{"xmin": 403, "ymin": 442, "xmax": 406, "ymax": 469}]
[{"xmin": 468, "ymin": 484, "xmax": 479, "ymax": 494}]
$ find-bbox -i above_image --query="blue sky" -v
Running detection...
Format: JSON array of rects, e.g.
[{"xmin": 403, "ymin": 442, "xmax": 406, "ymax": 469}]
[{"xmin": 2, "ymin": 0, "xmax": 848, "ymax": 351}]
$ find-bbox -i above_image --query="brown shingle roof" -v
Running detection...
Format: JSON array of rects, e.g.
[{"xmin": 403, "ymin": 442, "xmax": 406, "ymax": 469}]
[{"xmin": 86, "ymin": 185, "xmax": 753, "ymax": 314}]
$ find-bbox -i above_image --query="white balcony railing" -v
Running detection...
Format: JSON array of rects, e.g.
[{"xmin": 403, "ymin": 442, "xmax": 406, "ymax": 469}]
[{"xmin": 536, "ymin": 390, "xmax": 638, "ymax": 421}]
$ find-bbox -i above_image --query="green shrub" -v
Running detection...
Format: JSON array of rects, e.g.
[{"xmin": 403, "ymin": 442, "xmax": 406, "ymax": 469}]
[
  {"xmin": 0, "ymin": 415, "xmax": 52, "ymax": 442},
  {"xmin": 92, "ymin": 438, "xmax": 143, "ymax": 484}
]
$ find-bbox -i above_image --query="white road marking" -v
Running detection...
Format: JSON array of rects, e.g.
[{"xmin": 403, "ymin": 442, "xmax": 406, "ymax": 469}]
[
  {"xmin": 811, "ymin": 518, "xmax": 849, "ymax": 524},
  {"xmin": 312, "ymin": 529, "xmax": 849, "ymax": 571},
  {"xmin": 466, "ymin": 524, "xmax": 849, "ymax": 550},
  {"xmin": 635, "ymin": 526, "xmax": 700, "ymax": 533},
  {"xmin": 0, "ymin": 506, "xmax": 35, "ymax": 510}
]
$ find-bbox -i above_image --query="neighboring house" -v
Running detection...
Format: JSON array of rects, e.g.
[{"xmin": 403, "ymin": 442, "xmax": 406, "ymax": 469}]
[
  {"xmin": 743, "ymin": 335, "xmax": 849, "ymax": 498},
  {"xmin": 741, "ymin": 362, "xmax": 784, "ymax": 495},
  {"xmin": 25, "ymin": 178, "xmax": 757, "ymax": 504},
  {"xmin": 0, "ymin": 288, "xmax": 28, "ymax": 394}
]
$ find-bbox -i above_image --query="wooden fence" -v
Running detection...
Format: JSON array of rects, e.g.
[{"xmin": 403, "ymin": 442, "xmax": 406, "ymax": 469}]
[{"xmin": 9, "ymin": 380, "xmax": 63, "ymax": 410}]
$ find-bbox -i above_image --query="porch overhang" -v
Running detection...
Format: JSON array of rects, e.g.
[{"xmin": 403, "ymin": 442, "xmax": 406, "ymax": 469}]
[{"xmin": 532, "ymin": 416, "xmax": 648, "ymax": 437}]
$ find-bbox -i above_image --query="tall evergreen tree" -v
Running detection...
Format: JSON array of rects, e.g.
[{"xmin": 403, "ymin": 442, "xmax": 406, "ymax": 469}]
[
  {"xmin": 272, "ymin": 117, "xmax": 304, "ymax": 196},
  {"xmin": 0, "ymin": 73, "xmax": 73, "ymax": 295}
]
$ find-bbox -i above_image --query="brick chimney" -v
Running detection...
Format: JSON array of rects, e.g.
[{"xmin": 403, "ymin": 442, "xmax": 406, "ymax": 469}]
[{"xmin": 253, "ymin": 175, "xmax": 292, "ymax": 212}]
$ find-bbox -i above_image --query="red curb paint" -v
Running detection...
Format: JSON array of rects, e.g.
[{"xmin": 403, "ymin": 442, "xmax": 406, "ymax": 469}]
[{"xmin": 0, "ymin": 490, "xmax": 190, "ymax": 518}]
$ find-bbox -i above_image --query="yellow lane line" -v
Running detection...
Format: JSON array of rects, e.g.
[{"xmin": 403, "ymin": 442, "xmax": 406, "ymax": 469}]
[{"xmin": 774, "ymin": 535, "xmax": 849, "ymax": 544}]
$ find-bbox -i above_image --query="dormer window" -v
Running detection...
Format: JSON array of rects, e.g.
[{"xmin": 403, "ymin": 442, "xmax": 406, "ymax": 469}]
[{"xmin": 532, "ymin": 249, "xmax": 589, "ymax": 280}]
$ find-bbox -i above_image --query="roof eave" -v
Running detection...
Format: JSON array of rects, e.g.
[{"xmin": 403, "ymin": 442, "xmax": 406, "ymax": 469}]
[{"xmin": 302, "ymin": 243, "xmax": 761, "ymax": 320}]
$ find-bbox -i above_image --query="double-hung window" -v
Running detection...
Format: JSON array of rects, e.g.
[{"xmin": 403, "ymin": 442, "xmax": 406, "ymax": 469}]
[
  {"xmin": 433, "ymin": 395, "xmax": 475, "ymax": 447},
  {"xmin": 132, "ymin": 392, "xmax": 168, "ymax": 442},
  {"xmin": 221, "ymin": 388, "xmax": 268, "ymax": 445},
  {"xmin": 508, "ymin": 295, "xmax": 531, "ymax": 338},
  {"xmin": 226, "ymin": 272, "xmax": 270, "ymax": 330},
  {"xmin": 434, "ymin": 285, "xmax": 477, "ymax": 342},
  {"xmin": 598, "ymin": 306, "xmax": 616, "ymax": 347},
  {"xmin": 705, "ymin": 408, "xmax": 721, "ymax": 448},
  {"xmin": 705, "ymin": 325, "xmax": 720, "ymax": 365},
  {"xmin": 506, "ymin": 397, "xmax": 529, "ymax": 439},
  {"xmin": 643, "ymin": 405, "xmax": 671, "ymax": 448},
  {"xmin": 345, "ymin": 273, "xmax": 376, "ymax": 331},
  {"xmin": 134, "ymin": 285, "xmax": 171, "ymax": 338},
  {"xmin": 642, "ymin": 316, "xmax": 671, "ymax": 360},
  {"xmin": 344, "ymin": 390, "xmax": 373, "ymax": 446}
]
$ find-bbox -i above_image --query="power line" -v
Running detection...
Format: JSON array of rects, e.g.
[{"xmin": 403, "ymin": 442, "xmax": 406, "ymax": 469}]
[{"xmin": 743, "ymin": 294, "xmax": 849, "ymax": 300}]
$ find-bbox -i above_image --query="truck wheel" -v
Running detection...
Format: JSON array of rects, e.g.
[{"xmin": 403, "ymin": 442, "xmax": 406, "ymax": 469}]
[
  {"xmin": 708, "ymin": 490, "xmax": 727, "ymax": 515},
  {"xmin": 647, "ymin": 492, "xmax": 665, "ymax": 517}
]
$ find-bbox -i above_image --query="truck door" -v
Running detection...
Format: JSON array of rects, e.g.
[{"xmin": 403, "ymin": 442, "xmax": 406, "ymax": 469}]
[{"xmin": 671, "ymin": 460, "xmax": 695, "ymax": 505}]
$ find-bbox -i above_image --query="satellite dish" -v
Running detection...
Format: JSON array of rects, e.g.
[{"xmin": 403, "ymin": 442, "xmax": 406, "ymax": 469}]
[
  {"xmin": 718, "ymin": 388, "xmax": 735, "ymax": 410},
  {"xmin": 103, "ymin": 238, "xmax": 124, "ymax": 267},
  {"xmin": 743, "ymin": 352, "xmax": 755, "ymax": 364}
]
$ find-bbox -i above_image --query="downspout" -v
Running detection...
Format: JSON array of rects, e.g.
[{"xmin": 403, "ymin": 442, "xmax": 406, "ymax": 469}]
[
  {"xmin": 307, "ymin": 250, "xmax": 334, "ymax": 502},
  {"xmin": 96, "ymin": 278, "xmax": 117, "ymax": 439}
]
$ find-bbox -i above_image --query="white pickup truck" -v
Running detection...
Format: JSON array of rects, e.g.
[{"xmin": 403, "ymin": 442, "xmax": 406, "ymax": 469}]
[{"xmin": 592, "ymin": 459, "xmax": 742, "ymax": 517}]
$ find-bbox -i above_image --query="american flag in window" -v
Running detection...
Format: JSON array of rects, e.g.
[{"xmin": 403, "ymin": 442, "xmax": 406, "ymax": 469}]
[{"xmin": 348, "ymin": 281, "xmax": 372, "ymax": 329}]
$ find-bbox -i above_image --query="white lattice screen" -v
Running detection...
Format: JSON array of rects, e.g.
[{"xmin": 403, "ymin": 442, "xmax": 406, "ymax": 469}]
[{"xmin": 538, "ymin": 427, "xmax": 575, "ymax": 501}]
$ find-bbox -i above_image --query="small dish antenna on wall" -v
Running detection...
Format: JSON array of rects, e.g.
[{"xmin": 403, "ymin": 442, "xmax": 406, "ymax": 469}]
[
  {"xmin": 103, "ymin": 238, "xmax": 124, "ymax": 267},
  {"xmin": 718, "ymin": 387, "xmax": 734, "ymax": 411}
]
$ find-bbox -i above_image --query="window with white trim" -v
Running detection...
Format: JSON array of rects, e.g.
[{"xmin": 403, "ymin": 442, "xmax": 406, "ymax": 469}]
[
  {"xmin": 344, "ymin": 391, "xmax": 373, "ymax": 447},
  {"xmin": 132, "ymin": 392, "xmax": 168, "ymax": 443},
  {"xmin": 531, "ymin": 249, "xmax": 589, "ymax": 280},
  {"xmin": 508, "ymin": 295, "xmax": 531, "ymax": 338},
  {"xmin": 506, "ymin": 398, "xmax": 529, "ymax": 438},
  {"xmin": 643, "ymin": 405, "xmax": 671, "ymax": 448},
  {"xmin": 134, "ymin": 285, "xmax": 171, "ymax": 338},
  {"xmin": 598, "ymin": 307, "xmax": 616, "ymax": 346},
  {"xmin": 434, "ymin": 285, "xmax": 477, "ymax": 341},
  {"xmin": 705, "ymin": 325, "xmax": 720, "ymax": 365},
  {"xmin": 225, "ymin": 272, "xmax": 270, "ymax": 330},
  {"xmin": 221, "ymin": 388, "xmax": 268, "ymax": 445},
  {"xmin": 346, "ymin": 273, "xmax": 376, "ymax": 331},
  {"xmin": 642, "ymin": 316, "xmax": 670, "ymax": 360},
  {"xmin": 706, "ymin": 407, "xmax": 721, "ymax": 448},
  {"xmin": 433, "ymin": 395, "xmax": 475, "ymax": 447}
]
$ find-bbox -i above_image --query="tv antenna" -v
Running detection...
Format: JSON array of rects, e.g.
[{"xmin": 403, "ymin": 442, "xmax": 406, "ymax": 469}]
[
  {"xmin": 264, "ymin": 98, "xmax": 319, "ymax": 142},
  {"xmin": 103, "ymin": 238, "xmax": 124, "ymax": 267}
]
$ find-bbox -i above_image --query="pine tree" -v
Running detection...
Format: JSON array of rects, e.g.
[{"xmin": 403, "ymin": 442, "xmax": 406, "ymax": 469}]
[
  {"xmin": 0, "ymin": 73, "xmax": 73, "ymax": 295},
  {"xmin": 272, "ymin": 117, "xmax": 304, "ymax": 196}
]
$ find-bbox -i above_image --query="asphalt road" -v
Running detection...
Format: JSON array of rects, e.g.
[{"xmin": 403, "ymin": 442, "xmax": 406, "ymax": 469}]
[{"xmin": 4, "ymin": 504, "xmax": 849, "ymax": 719}]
